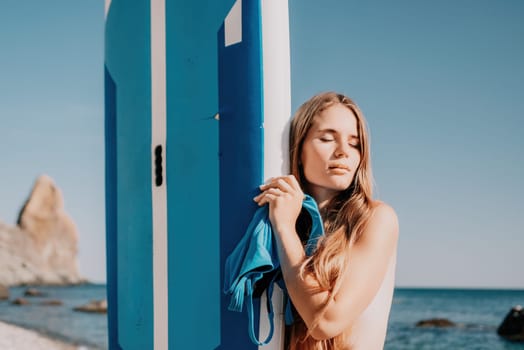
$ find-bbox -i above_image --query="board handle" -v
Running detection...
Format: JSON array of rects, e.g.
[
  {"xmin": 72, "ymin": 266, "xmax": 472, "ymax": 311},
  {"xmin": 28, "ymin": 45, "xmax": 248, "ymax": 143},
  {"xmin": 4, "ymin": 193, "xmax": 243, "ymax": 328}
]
[{"xmin": 154, "ymin": 145, "xmax": 163, "ymax": 187}]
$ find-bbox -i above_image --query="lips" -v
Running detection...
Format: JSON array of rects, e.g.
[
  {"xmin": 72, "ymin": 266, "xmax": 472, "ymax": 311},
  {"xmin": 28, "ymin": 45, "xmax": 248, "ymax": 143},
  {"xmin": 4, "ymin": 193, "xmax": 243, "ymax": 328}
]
[{"xmin": 328, "ymin": 163, "xmax": 350, "ymax": 171}]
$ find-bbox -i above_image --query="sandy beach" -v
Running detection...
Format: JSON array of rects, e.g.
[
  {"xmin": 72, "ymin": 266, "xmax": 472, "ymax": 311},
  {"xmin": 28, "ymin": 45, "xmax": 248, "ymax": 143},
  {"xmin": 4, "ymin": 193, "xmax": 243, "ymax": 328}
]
[{"xmin": 0, "ymin": 320, "xmax": 88, "ymax": 350}]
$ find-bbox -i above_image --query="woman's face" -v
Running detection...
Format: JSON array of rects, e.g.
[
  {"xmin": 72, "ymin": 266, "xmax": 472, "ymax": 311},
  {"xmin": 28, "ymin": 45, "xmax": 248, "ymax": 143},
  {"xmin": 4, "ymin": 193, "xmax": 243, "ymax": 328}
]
[{"xmin": 300, "ymin": 103, "xmax": 361, "ymax": 202}]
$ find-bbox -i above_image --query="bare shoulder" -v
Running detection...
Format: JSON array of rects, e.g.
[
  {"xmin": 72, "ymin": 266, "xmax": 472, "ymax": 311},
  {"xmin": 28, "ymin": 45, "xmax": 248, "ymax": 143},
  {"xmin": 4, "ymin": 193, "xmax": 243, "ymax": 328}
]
[
  {"xmin": 356, "ymin": 201, "xmax": 399, "ymax": 245},
  {"xmin": 370, "ymin": 201, "xmax": 399, "ymax": 232}
]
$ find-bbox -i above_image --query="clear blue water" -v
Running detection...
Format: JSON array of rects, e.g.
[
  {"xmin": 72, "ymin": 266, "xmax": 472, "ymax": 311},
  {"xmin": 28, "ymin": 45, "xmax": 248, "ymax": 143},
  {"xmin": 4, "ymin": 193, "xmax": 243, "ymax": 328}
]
[
  {"xmin": 0, "ymin": 286, "xmax": 523, "ymax": 349},
  {"xmin": 386, "ymin": 288, "xmax": 524, "ymax": 350},
  {"xmin": 0, "ymin": 284, "xmax": 107, "ymax": 349}
]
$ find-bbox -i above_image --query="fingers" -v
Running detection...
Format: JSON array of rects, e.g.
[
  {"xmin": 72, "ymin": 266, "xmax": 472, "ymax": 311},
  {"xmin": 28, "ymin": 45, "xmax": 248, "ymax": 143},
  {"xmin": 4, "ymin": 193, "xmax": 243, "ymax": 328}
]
[
  {"xmin": 254, "ymin": 191, "xmax": 279, "ymax": 206},
  {"xmin": 260, "ymin": 175, "xmax": 301, "ymax": 192},
  {"xmin": 254, "ymin": 175, "xmax": 304, "ymax": 207},
  {"xmin": 253, "ymin": 185, "xmax": 283, "ymax": 202},
  {"xmin": 254, "ymin": 187, "xmax": 283, "ymax": 205},
  {"xmin": 260, "ymin": 178, "xmax": 293, "ymax": 194},
  {"xmin": 287, "ymin": 175, "xmax": 302, "ymax": 191},
  {"xmin": 254, "ymin": 187, "xmax": 281, "ymax": 200}
]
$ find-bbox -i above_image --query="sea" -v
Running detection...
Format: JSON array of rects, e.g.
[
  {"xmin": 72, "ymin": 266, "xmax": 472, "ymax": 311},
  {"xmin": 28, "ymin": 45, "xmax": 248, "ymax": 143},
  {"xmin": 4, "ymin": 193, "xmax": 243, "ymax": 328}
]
[
  {"xmin": 386, "ymin": 288, "xmax": 524, "ymax": 350},
  {"xmin": 0, "ymin": 285, "xmax": 523, "ymax": 349},
  {"xmin": 0, "ymin": 284, "xmax": 107, "ymax": 349}
]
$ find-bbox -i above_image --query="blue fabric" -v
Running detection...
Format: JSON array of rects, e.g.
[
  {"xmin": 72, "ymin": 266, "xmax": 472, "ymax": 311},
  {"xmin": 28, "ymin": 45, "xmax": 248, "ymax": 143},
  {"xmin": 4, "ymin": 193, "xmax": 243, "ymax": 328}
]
[{"xmin": 223, "ymin": 194, "xmax": 324, "ymax": 345}]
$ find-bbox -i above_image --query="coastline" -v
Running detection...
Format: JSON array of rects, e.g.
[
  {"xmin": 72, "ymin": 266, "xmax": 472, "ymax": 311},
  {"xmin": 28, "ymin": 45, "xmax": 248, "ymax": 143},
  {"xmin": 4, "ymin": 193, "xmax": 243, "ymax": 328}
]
[{"xmin": 0, "ymin": 320, "xmax": 90, "ymax": 350}]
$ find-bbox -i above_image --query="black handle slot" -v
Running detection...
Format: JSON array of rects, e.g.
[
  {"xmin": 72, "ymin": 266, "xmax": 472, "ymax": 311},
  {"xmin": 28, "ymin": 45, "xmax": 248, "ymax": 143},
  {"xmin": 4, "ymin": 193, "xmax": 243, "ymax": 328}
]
[{"xmin": 154, "ymin": 145, "xmax": 163, "ymax": 187}]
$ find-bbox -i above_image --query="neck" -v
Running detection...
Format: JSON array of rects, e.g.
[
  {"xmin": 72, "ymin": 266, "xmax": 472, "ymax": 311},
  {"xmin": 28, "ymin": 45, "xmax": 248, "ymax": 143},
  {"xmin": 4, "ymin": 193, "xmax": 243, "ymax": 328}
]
[{"xmin": 309, "ymin": 188, "xmax": 337, "ymax": 210}]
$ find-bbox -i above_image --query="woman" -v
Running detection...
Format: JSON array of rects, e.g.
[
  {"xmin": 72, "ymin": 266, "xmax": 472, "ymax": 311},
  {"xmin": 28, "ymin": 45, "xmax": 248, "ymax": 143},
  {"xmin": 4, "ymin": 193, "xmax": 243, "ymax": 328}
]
[{"xmin": 253, "ymin": 92, "xmax": 398, "ymax": 349}]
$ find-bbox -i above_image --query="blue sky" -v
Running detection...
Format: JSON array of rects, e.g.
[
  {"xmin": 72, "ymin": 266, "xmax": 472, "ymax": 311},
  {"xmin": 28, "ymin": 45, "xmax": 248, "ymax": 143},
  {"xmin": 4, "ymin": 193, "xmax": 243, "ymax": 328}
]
[
  {"xmin": 0, "ymin": 1, "xmax": 105, "ymax": 281},
  {"xmin": 1, "ymin": 0, "xmax": 523, "ymax": 288}
]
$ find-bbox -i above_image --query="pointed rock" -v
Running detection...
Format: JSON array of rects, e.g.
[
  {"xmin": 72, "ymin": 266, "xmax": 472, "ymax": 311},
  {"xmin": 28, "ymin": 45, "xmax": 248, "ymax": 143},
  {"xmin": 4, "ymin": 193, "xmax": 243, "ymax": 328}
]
[{"xmin": 0, "ymin": 175, "xmax": 84, "ymax": 286}]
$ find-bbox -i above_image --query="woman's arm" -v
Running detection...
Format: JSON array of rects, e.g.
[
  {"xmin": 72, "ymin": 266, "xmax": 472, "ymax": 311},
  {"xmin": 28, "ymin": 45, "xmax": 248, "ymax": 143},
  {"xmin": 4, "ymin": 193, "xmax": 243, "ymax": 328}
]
[{"xmin": 255, "ymin": 176, "xmax": 399, "ymax": 340}]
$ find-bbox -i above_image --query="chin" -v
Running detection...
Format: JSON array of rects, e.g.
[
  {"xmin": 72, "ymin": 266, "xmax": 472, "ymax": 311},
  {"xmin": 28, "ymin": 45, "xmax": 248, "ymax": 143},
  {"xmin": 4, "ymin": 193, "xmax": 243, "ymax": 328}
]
[
  {"xmin": 330, "ymin": 178, "xmax": 354, "ymax": 190},
  {"xmin": 334, "ymin": 184, "xmax": 352, "ymax": 192},
  {"xmin": 323, "ymin": 181, "xmax": 353, "ymax": 193},
  {"xmin": 305, "ymin": 176, "xmax": 354, "ymax": 196}
]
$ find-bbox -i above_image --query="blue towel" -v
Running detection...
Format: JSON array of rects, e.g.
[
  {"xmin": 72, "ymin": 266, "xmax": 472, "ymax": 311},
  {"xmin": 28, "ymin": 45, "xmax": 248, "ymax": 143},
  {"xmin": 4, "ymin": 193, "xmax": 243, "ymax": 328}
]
[{"xmin": 223, "ymin": 194, "xmax": 324, "ymax": 345}]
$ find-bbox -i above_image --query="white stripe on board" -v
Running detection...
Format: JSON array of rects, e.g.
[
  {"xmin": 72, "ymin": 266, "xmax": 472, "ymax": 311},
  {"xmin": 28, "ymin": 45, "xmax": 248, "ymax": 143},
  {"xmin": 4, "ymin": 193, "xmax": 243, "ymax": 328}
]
[
  {"xmin": 225, "ymin": 0, "xmax": 242, "ymax": 47},
  {"xmin": 260, "ymin": 0, "xmax": 291, "ymax": 349},
  {"xmin": 104, "ymin": 0, "xmax": 111, "ymax": 19},
  {"xmin": 151, "ymin": 0, "xmax": 168, "ymax": 349},
  {"xmin": 262, "ymin": 0, "xmax": 291, "ymax": 180}
]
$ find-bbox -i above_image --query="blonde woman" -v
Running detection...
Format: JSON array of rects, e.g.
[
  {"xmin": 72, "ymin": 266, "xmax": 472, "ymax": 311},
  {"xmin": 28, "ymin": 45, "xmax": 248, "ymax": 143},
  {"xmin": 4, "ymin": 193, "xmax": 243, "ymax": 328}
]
[{"xmin": 254, "ymin": 92, "xmax": 398, "ymax": 349}]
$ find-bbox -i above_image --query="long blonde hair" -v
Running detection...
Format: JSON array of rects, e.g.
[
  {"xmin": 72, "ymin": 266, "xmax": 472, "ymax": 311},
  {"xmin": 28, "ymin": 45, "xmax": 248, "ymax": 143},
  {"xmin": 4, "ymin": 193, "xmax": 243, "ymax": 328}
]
[{"xmin": 287, "ymin": 92, "xmax": 374, "ymax": 350}]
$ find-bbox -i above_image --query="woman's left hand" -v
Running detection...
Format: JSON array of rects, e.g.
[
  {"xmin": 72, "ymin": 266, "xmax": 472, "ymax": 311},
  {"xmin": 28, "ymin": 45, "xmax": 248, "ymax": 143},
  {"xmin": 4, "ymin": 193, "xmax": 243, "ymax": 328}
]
[{"xmin": 253, "ymin": 175, "xmax": 304, "ymax": 233}]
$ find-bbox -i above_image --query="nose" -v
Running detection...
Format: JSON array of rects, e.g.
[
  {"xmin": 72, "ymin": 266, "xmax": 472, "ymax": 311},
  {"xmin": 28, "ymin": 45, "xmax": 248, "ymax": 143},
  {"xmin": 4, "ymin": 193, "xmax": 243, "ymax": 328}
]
[{"xmin": 334, "ymin": 142, "xmax": 350, "ymax": 158}]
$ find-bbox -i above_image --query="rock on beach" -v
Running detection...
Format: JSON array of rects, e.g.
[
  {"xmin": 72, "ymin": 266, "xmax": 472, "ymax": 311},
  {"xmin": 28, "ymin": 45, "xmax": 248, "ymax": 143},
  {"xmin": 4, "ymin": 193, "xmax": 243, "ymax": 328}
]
[{"xmin": 0, "ymin": 175, "xmax": 84, "ymax": 286}]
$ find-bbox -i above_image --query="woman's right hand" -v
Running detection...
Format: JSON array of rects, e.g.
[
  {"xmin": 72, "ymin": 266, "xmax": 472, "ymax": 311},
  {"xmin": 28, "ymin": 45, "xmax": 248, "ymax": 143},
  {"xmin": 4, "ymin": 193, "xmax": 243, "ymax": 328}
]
[{"xmin": 253, "ymin": 175, "xmax": 304, "ymax": 234}]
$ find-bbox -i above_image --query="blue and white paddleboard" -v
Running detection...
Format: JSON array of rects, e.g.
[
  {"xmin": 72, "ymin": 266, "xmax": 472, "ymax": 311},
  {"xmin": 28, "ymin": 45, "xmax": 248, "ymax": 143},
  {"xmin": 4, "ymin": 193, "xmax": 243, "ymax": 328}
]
[
  {"xmin": 105, "ymin": 0, "xmax": 290, "ymax": 348},
  {"xmin": 105, "ymin": 0, "xmax": 234, "ymax": 349},
  {"xmin": 218, "ymin": 0, "xmax": 291, "ymax": 349}
]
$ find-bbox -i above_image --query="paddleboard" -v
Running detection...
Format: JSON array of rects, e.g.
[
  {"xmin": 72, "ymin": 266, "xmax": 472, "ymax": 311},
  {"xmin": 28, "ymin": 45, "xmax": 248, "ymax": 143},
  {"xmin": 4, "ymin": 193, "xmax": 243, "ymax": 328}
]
[
  {"xmin": 105, "ymin": 0, "xmax": 235, "ymax": 349},
  {"xmin": 105, "ymin": 0, "xmax": 289, "ymax": 349},
  {"xmin": 218, "ymin": 0, "xmax": 291, "ymax": 349}
]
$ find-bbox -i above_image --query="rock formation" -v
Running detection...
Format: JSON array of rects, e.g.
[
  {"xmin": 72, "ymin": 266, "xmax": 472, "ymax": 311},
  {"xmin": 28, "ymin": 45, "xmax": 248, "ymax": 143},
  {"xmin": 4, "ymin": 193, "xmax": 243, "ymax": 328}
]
[
  {"xmin": 498, "ymin": 305, "xmax": 524, "ymax": 342},
  {"xmin": 73, "ymin": 299, "xmax": 107, "ymax": 314},
  {"xmin": 11, "ymin": 298, "xmax": 29, "ymax": 305},
  {"xmin": 24, "ymin": 288, "xmax": 46, "ymax": 297},
  {"xmin": 0, "ymin": 175, "xmax": 84, "ymax": 286},
  {"xmin": 0, "ymin": 284, "xmax": 8, "ymax": 300},
  {"xmin": 415, "ymin": 318, "xmax": 456, "ymax": 328}
]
